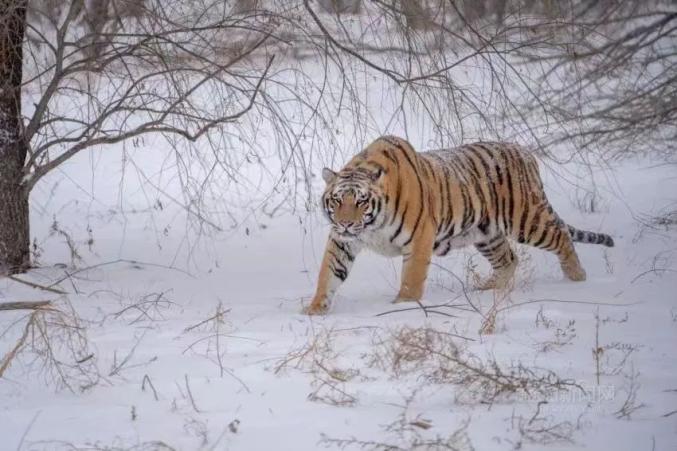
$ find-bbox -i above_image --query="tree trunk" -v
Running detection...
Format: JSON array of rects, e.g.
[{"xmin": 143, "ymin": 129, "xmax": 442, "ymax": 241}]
[
  {"xmin": 400, "ymin": 0, "xmax": 430, "ymax": 30},
  {"xmin": 0, "ymin": 0, "xmax": 30, "ymax": 274}
]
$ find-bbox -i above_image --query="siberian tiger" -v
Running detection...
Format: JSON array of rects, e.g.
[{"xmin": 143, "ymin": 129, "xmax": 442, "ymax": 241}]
[{"xmin": 305, "ymin": 135, "xmax": 614, "ymax": 315}]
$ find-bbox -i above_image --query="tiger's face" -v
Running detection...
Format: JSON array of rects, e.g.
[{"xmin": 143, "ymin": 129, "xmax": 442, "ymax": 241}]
[{"xmin": 321, "ymin": 166, "xmax": 384, "ymax": 241}]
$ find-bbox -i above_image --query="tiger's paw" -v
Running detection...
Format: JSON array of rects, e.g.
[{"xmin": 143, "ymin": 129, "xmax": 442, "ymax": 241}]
[
  {"xmin": 561, "ymin": 260, "xmax": 586, "ymax": 282},
  {"xmin": 475, "ymin": 273, "xmax": 514, "ymax": 291},
  {"xmin": 475, "ymin": 278, "xmax": 497, "ymax": 291},
  {"xmin": 392, "ymin": 297, "xmax": 418, "ymax": 304},
  {"xmin": 566, "ymin": 267, "xmax": 586, "ymax": 282},
  {"xmin": 304, "ymin": 298, "xmax": 329, "ymax": 315}
]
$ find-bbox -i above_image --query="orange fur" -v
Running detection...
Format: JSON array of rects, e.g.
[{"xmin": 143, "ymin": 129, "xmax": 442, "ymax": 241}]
[{"xmin": 306, "ymin": 136, "xmax": 613, "ymax": 315}]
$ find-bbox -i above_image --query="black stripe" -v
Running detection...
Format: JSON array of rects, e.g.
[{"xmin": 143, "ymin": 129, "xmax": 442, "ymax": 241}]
[
  {"xmin": 567, "ymin": 225, "xmax": 575, "ymax": 237},
  {"xmin": 390, "ymin": 205, "xmax": 408, "ymax": 243},
  {"xmin": 453, "ymin": 155, "xmax": 474, "ymax": 229},
  {"xmin": 392, "ymin": 142, "xmax": 427, "ymax": 243},
  {"xmin": 364, "ymin": 198, "xmax": 381, "ymax": 226},
  {"xmin": 477, "ymin": 236, "xmax": 505, "ymax": 253},
  {"xmin": 398, "ymin": 145, "xmax": 426, "ymax": 206},
  {"xmin": 331, "ymin": 239, "xmax": 354, "ymax": 262},
  {"xmin": 382, "ymin": 149, "xmax": 398, "ymax": 165},
  {"xmin": 402, "ymin": 203, "xmax": 424, "ymax": 247},
  {"xmin": 469, "ymin": 145, "xmax": 499, "ymax": 228},
  {"xmin": 495, "ymin": 149, "xmax": 510, "ymax": 233},
  {"xmin": 478, "ymin": 217, "xmax": 490, "ymax": 235},
  {"xmin": 547, "ymin": 230, "xmax": 563, "ymax": 251},
  {"xmin": 526, "ymin": 206, "xmax": 543, "ymax": 244},
  {"xmin": 390, "ymin": 178, "xmax": 402, "ymax": 225},
  {"xmin": 434, "ymin": 223, "xmax": 456, "ymax": 249},
  {"xmin": 518, "ymin": 205, "xmax": 530, "ymax": 243},
  {"xmin": 328, "ymin": 251, "xmax": 345, "ymax": 270},
  {"xmin": 538, "ymin": 228, "xmax": 556, "ymax": 249},
  {"xmin": 330, "ymin": 265, "xmax": 347, "ymax": 281},
  {"xmin": 439, "ymin": 164, "xmax": 453, "ymax": 232},
  {"xmin": 459, "ymin": 185, "xmax": 472, "ymax": 231},
  {"xmin": 421, "ymin": 156, "xmax": 435, "ymax": 178},
  {"xmin": 531, "ymin": 220, "xmax": 549, "ymax": 247},
  {"xmin": 501, "ymin": 151, "xmax": 514, "ymax": 233}
]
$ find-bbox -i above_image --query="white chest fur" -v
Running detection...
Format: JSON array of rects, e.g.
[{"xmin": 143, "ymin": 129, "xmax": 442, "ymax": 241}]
[{"xmin": 357, "ymin": 228, "xmax": 403, "ymax": 257}]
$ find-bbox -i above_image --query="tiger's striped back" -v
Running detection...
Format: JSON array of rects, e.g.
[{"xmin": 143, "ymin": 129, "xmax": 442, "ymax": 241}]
[
  {"xmin": 305, "ymin": 135, "xmax": 614, "ymax": 315},
  {"xmin": 417, "ymin": 141, "xmax": 614, "ymax": 254}
]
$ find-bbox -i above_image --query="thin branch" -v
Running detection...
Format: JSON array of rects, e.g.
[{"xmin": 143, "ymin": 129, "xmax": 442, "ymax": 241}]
[{"xmin": 0, "ymin": 301, "xmax": 53, "ymax": 311}]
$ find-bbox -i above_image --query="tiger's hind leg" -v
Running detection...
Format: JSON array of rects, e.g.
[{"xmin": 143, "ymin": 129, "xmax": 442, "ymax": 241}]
[
  {"xmin": 526, "ymin": 220, "xmax": 586, "ymax": 282},
  {"xmin": 474, "ymin": 234, "xmax": 518, "ymax": 290},
  {"xmin": 553, "ymin": 231, "xmax": 586, "ymax": 281}
]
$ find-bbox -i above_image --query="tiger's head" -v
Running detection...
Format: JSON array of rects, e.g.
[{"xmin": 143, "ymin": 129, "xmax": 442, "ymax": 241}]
[{"xmin": 320, "ymin": 166, "xmax": 385, "ymax": 241}]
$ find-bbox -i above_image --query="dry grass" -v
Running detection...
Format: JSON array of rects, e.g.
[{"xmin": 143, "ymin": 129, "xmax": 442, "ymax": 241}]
[
  {"xmin": 509, "ymin": 401, "xmax": 580, "ymax": 448},
  {"xmin": 0, "ymin": 296, "xmax": 99, "ymax": 392},
  {"xmin": 321, "ymin": 423, "xmax": 471, "ymax": 451},
  {"xmin": 534, "ymin": 306, "xmax": 577, "ymax": 353},
  {"xmin": 370, "ymin": 326, "xmax": 583, "ymax": 405},
  {"xmin": 181, "ymin": 302, "xmax": 250, "ymax": 392},
  {"xmin": 28, "ymin": 441, "xmax": 177, "ymax": 451},
  {"xmin": 274, "ymin": 327, "xmax": 360, "ymax": 407},
  {"xmin": 321, "ymin": 390, "xmax": 473, "ymax": 451}
]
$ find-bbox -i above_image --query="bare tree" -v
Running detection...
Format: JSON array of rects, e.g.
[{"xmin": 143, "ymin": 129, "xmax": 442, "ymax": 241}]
[
  {"xmin": 0, "ymin": 0, "xmax": 281, "ymax": 273},
  {"xmin": 0, "ymin": 0, "xmax": 30, "ymax": 273},
  {"xmin": 528, "ymin": 5, "xmax": 677, "ymax": 160},
  {"xmin": 2, "ymin": 0, "xmax": 674, "ymax": 273},
  {"xmin": 317, "ymin": 0, "xmax": 361, "ymax": 15},
  {"xmin": 305, "ymin": 0, "xmax": 676, "ymax": 160},
  {"xmin": 399, "ymin": 0, "xmax": 431, "ymax": 30}
]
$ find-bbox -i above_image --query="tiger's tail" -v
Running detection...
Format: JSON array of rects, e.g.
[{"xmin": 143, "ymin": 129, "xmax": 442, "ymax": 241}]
[{"xmin": 567, "ymin": 225, "xmax": 615, "ymax": 247}]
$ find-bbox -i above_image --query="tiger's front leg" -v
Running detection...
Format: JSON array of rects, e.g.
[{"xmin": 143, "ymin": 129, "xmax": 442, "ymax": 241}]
[
  {"xmin": 394, "ymin": 225, "xmax": 435, "ymax": 303},
  {"xmin": 305, "ymin": 236, "xmax": 362, "ymax": 315}
]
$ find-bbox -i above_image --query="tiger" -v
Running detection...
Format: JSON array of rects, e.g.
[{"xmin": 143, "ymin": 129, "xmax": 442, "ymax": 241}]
[{"xmin": 305, "ymin": 135, "xmax": 614, "ymax": 315}]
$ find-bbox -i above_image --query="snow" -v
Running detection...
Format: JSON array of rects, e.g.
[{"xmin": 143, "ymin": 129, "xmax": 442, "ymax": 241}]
[{"xmin": 2, "ymin": 40, "xmax": 677, "ymax": 451}]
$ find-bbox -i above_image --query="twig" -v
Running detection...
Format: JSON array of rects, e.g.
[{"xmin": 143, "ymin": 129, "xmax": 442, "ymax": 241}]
[
  {"xmin": 184, "ymin": 374, "xmax": 201, "ymax": 413},
  {"xmin": 0, "ymin": 301, "xmax": 53, "ymax": 311},
  {"xmin": 142, "ymin": 374, "xmax": 159, "ymax": 401},
  {"xmin": 376, "ymin": 305, "xmax": 460, "ymax": 319},
  {"xmin": 0, "ymin": 312, "xmax": 38, "ymax": 378},
  {"xmin": 630, "ymin": 267, "xmax": 677, "ymax": 284},
  {"xmin": 109, "ymin": 332, "xmax": 147, "ymax": 377},
  {"xmin": 498, "ymin": 298, "xmax": 640, "ymax": 313},
  {"xmin": 76, "ymin": 354, "xmax": 94, "ymax": 364},
  {"xmin": 46, "ymin": 259, "xmax": 194, "ymax": 289},
  {"xmin": 430, "ymin": 262, "xmax": 484, "ymax": 317},
  {"xmin": 593, "ymin": 308, "xmax": 602, "ymax": 385},
  {"xmin": 184, "ymin": 308, "xmax": 231, "ymax": 332},
  {"xmin": 7, "ymin": 276, "xmax": 67, "ymax": 294},
  {"xmin": 16, "ymin": 410, "xmax": 41, "ymax": 451}
]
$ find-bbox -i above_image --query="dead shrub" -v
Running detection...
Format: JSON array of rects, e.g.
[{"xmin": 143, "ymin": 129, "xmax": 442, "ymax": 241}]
[
  {"xmin": 0, "ymin": 297, "xmax": 99, "ymax": 392},
  {"xmin": 370, "ymin": 326, "xmax": 583, "ymax": 405},
  {"xmin": 274, "ymin": 327, "xmax": 359, "ymax": 407}
]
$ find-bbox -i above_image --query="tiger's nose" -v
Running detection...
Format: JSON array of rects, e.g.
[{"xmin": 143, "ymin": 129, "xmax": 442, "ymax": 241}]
[{"xmin": 338, "ymin": 222, "xmax": 354, "ymax": 231}]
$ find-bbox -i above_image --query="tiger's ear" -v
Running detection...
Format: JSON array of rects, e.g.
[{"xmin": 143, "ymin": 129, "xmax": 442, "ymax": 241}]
[
  {"xmin": 369, "ymin": 168, "xmax": 384, "ymax": 183},
  {"xmin": 322, "ymin": 167, "xmax": 337, "ymax": 184}
]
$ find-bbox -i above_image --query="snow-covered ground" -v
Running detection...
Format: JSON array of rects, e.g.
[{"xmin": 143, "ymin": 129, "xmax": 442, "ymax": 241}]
[
  {"xmin": 2, "ymin": 140, "xmax": 676, "ymax": 450},
  {"xmin": 2, "ymin": 43, "xmax": 677, "ymax": 450}
]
